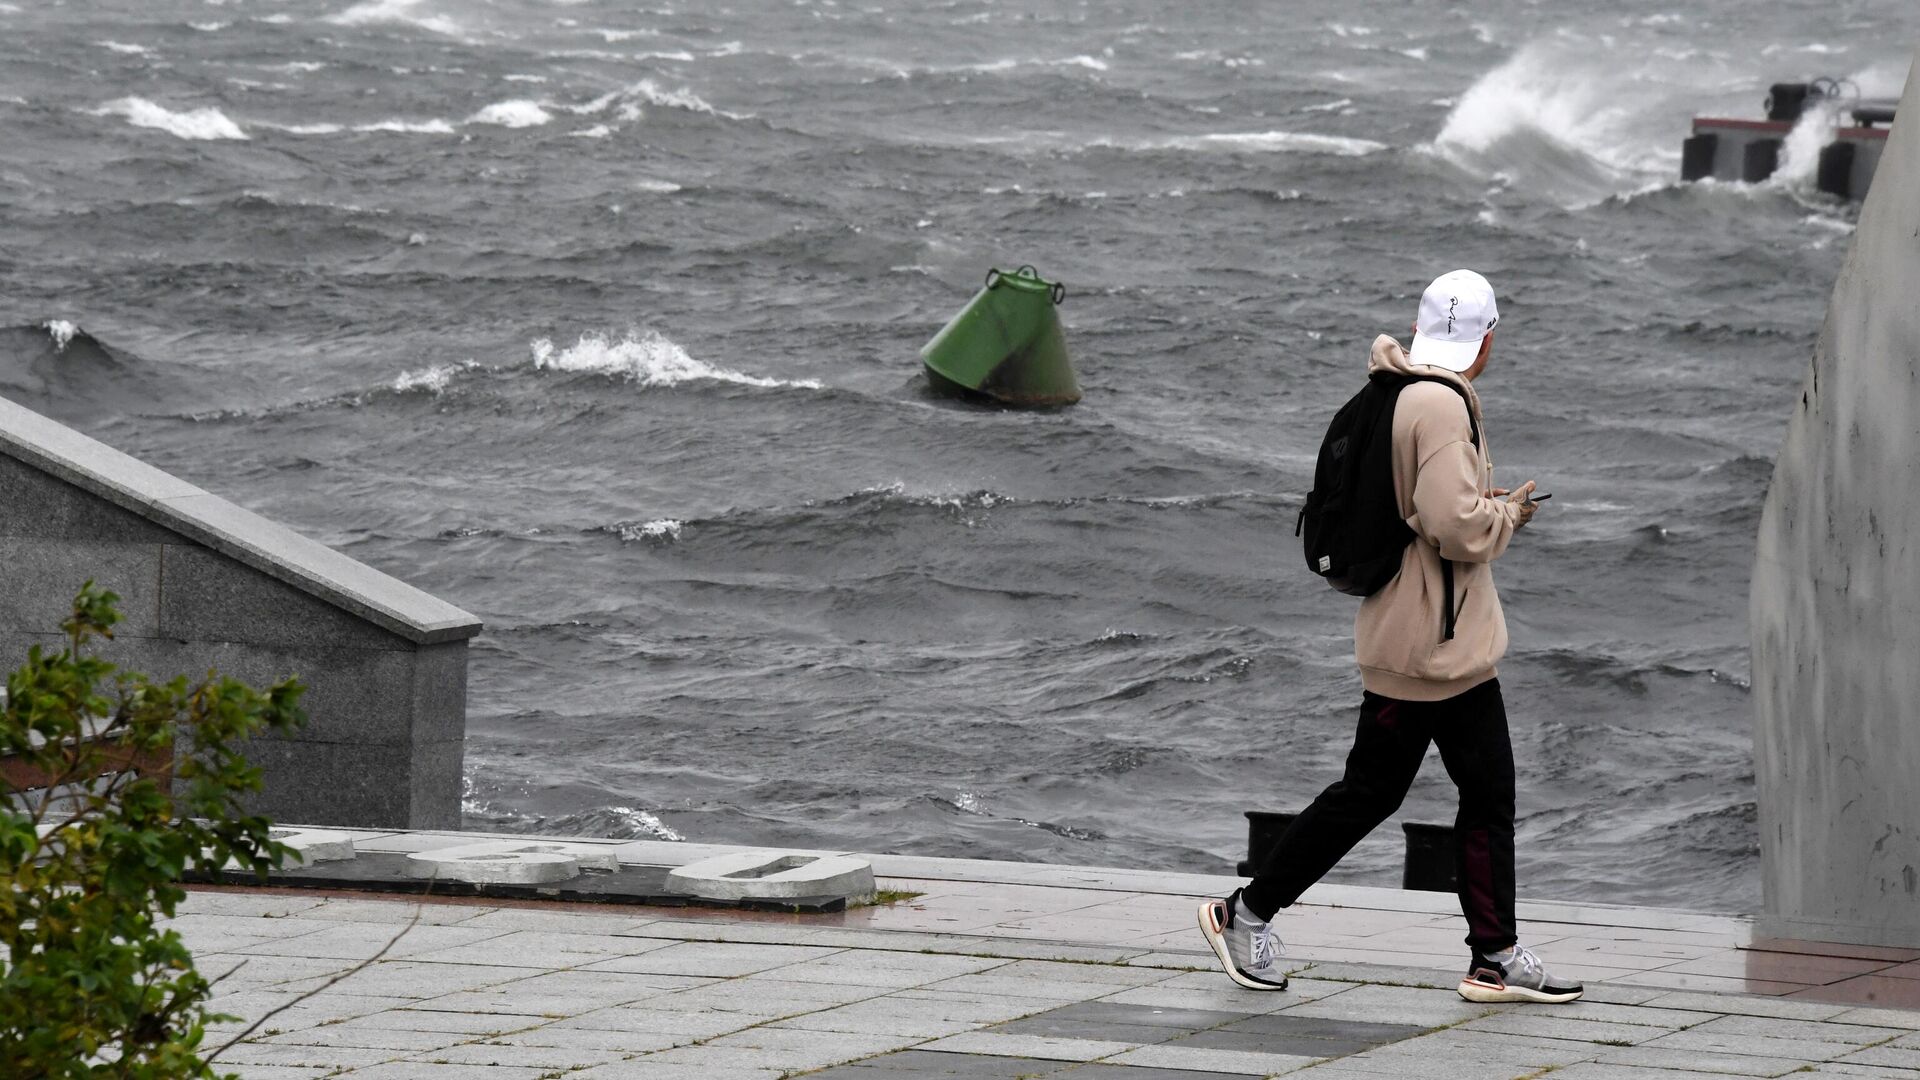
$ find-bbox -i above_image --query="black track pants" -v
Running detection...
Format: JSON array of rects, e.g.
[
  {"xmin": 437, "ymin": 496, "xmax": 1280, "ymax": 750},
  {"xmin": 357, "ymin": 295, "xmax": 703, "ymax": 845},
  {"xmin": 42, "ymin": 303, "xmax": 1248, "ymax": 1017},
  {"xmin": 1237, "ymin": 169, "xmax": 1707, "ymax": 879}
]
[{"xmin": 1240, "ymin": 678, "xmax": 1518, "ymax": 952}]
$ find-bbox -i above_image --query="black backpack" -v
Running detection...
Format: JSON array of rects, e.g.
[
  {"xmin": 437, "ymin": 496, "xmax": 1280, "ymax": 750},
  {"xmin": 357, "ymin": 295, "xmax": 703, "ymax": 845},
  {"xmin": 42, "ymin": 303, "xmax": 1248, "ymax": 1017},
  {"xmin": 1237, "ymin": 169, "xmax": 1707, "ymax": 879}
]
[{"xmin": 1295, "ymin": 373, "xmax": 1480, "ymax": 640}]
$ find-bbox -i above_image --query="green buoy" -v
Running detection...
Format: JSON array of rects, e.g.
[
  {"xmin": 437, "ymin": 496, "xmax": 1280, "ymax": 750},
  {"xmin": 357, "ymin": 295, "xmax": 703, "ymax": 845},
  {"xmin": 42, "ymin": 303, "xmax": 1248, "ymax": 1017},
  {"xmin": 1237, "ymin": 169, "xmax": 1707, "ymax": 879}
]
[{"xmin": 921, "ymin": 266, "xmax": 1081, "ymax": 407}]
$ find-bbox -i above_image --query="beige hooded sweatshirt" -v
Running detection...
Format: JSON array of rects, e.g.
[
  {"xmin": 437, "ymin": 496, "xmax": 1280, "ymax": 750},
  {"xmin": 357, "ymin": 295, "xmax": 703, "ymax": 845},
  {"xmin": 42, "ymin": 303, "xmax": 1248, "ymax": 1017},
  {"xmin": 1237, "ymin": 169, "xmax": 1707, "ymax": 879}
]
[{"xmin": 1355, "ymin": 334, "xmax": 1524, "ymax": 702}]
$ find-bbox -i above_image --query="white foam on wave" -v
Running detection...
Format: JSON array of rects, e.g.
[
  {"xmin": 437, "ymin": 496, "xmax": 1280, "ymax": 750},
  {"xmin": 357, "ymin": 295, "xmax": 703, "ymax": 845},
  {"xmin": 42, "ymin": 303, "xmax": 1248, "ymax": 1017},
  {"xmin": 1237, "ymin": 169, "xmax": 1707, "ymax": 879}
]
[
  {"xmin": 595, "ymin": 28, "xmax": 660, "ymax": 42},
  {"xmin": 392, "ymin": 359, "xmax": 476, "ymax": 394},
  {"xmin": 469, "ymin": 100, "xmax": 552, "ymax": 128},
  {"xmin": 355, "ymin": 118, "xmax": 457, "ymax": 134},
  {"xmin": 616, "ymin": 519, "xmax": 683, "ymax": 543},
  {"xmin": 328, "ymin": 0, "xmax": 462, "ymax": 37},
  {"xmin": 633, "ymin": 179, "xmax": 681, "ymax": 192},
  {"xmin": 530, "ymin": 331, "xmax": 822, "ymax": 390},
  {"xmin": 190, "ymin": 21, "xmax": 229, "ymax": 32},
  {"xmin": 92, "ymin": 97, "xmax": 247, "ymax": 140},
  {"xmin": 45, "ymin": 320, "xmax": 78, "ymax": 351},
  {"xmin": 270, "ymin": 122, "xmax": 347, "ymax": 134},
  {"xmin": 98, "ymin": 40, "xmax": 152, "ymax": 55},
  {"xmin": 569, "ymin": 123, "xmax": 614, "ymax": 138},
  {"xmin": 1165, "ymin": 130, "xmax": 1386, "ymax": 156},
  {"xmin": 623, "ymin": 79, "xmax": 746, "ymax": 120}
]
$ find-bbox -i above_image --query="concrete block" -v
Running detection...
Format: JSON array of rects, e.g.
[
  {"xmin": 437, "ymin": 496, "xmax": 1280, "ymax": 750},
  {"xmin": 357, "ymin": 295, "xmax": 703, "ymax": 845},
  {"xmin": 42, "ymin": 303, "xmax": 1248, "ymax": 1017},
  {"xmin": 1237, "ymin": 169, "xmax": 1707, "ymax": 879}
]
[
  {"xmin": 436, "ymin": 839, "xmax": 621, "ymax": 872},
  {"xmin": 407, "ymin": 640, "xmax": 469, "ymax": 743},
  {"xmin": 404, "ymin": 848, "xmax": 580, "ymax": 885},
  {"xmin": 154, "ymin": 492, "xmax": 478, "ymax": 645},
  {"xmin": 238, "ymin": 739, "xmax": 459, "ymax": 830},
  {"xmin": 0, "ymin": 454, "xmax": 177, "ymax": 543},
  {"xmin": 159, "ymin": 545, "xmax": 408, "ymax": 652},
  {"xmin": 1751, "ymin": 52, "xmax": 1920, "ymax": 948},
  {"xmin": 272, "ymin": 827, "xmax": 358, "ymax": 865},
  {"xmin": 0, "ymin": 538, "xmax": 161, "ymax": 636},
  {"xmin": 669, "ymin": 851, "xmax": 876, "ymax": 904}
]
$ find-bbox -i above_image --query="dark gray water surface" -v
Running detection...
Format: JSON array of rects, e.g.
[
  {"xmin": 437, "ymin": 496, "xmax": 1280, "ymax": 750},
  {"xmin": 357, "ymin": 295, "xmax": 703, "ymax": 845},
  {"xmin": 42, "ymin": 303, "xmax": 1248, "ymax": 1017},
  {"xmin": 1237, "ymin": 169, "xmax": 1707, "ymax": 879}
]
[{"xmin": 2, "ymin": 0, "xmax": 1911, "ymax": 910}]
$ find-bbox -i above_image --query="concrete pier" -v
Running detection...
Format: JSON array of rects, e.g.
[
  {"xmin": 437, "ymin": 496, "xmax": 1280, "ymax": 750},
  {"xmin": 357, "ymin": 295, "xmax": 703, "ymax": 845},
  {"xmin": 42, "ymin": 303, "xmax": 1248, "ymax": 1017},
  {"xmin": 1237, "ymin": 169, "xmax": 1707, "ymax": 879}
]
[
  {"xmin": 0, "ymin": 395, "xmax": 480, "ymax": 829},
  {"xmin": 1750, "ymin": 52, "xmax": 1920, "ymax": 949}
]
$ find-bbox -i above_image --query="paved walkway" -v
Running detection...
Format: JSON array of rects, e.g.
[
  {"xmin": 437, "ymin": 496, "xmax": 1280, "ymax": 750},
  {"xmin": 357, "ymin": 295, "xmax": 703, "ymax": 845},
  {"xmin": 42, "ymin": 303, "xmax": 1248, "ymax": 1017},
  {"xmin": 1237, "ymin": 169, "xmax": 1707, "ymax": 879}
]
[{"xmin": 176, "ymin": 837, "xmax": 1920, "ymax": 1080}]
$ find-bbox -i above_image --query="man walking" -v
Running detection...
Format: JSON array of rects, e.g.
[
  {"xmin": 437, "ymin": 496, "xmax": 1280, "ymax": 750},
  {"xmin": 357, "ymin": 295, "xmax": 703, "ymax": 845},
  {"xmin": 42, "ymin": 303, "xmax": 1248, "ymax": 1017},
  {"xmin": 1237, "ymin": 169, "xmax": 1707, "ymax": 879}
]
[{"xmin": 1197, "ymin": 270, "xmax": 1582, "ymax": 1004}]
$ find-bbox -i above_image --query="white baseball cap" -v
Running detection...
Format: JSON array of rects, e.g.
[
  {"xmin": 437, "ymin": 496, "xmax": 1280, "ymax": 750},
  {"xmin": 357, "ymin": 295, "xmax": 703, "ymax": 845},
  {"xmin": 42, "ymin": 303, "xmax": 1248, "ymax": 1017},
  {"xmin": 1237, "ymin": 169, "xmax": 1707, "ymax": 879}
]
[{"xmin": 1408, "ymin": 269, "xmax": 1499, "ymax": 373}]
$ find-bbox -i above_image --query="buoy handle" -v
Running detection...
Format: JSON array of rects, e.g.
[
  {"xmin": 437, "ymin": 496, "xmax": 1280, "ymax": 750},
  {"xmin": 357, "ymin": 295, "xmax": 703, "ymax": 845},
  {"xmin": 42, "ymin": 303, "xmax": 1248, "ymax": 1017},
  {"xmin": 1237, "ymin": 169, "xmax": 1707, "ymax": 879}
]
[{"xmin": 984, "ymin": 266, "xmax": 1066, "ymax": 305}]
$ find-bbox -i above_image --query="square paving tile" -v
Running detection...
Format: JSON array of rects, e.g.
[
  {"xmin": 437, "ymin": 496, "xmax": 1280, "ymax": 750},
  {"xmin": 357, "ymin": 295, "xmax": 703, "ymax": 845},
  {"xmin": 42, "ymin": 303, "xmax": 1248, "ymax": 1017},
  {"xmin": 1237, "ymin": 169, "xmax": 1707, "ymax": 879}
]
[
  {"xmin": 1218, "ymin": 1012, "xmax": 1427, "ymax": 1044},
  {"xmin": 992, "ymin": 1016, "xmax": 1190, "ymax": 1044},
  {"xmin": 1030, "ymin": 1002, "xmax": 1256, "ymax": 1030},
  {"xmin": 1166, "ymin": 1026, "xmax": 1373, "ymax": 1058},
  {"xmin": 799, "ymin": 1049, "xmax": 1075, "ymax": 1076}
]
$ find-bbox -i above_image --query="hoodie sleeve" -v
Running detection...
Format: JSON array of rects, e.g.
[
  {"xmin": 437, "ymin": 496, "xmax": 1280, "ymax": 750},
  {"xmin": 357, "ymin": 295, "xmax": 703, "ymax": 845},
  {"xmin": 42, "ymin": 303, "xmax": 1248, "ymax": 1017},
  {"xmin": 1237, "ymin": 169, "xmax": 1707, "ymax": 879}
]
[{"xmin": 1400, "ymin": 386, "xmax": 1521, "ymax": 564}]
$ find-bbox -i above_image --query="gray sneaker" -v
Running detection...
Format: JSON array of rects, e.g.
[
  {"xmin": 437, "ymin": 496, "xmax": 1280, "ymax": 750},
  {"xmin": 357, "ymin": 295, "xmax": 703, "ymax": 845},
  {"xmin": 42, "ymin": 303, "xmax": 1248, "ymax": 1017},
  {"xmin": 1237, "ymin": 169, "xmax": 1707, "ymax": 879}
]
[
  {"xmin": 1196, "ymin": 887, "xmax": 1287, "ymax": 991},
  {"xmin": 1458, "ymin": 944, "xmax": 1583, "ymax": 1004}
]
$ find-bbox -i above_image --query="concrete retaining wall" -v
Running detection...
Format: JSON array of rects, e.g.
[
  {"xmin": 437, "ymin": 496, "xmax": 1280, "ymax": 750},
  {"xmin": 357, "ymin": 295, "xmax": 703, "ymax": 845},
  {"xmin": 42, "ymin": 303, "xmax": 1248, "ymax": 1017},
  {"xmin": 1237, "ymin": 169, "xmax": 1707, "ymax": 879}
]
[
  {"xmin": 1751, "ymin": 52, "xmax": 1920, "ymax": 947},
  {"xmin": 0, "ymin": 396, "xmax": 480, "ymax": 829}
]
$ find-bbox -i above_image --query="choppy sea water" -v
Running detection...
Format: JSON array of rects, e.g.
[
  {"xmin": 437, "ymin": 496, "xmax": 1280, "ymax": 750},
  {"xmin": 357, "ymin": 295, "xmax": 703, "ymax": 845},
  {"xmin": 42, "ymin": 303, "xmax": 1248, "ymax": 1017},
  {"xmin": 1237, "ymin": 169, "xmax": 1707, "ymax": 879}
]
[{"xmin": 1, "ymin": 0, "xmax": 1910, "ymax": 912}]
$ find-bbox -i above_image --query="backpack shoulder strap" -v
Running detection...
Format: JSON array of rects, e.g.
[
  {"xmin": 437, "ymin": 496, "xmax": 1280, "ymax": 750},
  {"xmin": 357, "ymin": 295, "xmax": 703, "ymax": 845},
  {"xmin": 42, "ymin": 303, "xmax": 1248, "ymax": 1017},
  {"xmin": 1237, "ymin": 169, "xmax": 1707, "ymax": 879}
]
[
  {"xmin": 1393, "ymin": 374, "xmax": 1480, "ymax": 449},
  {"xmin": 1374, "ymin": 373, "xmax": 1476, "ymax": 642}
]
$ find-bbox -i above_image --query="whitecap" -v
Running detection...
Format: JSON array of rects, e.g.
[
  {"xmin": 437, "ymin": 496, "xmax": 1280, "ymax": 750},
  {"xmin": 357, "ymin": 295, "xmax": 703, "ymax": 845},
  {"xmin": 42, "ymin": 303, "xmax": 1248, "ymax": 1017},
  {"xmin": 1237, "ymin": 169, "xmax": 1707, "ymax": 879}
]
[
  {"xmin": 468, "ymin": 100, "xmax": 553, "ymax": 127},
  {"xmin": 98, "ymin": 41, "xmax": 152, "ymax": 55},
  {"xmin": 1053, "ymin": 54, "xmax": 1109, "ymax": 71},
  {"xmin": 633, "ymin": 179, "xmax": 681, "ymax": 192},
  {"xmin": 1395, "ymin": 47, "xmax": 1429, "ymax": 62},
  {"xmin": 45, "ymin": 320, "xmax": 78, "ymax": 351},
  {"xmin": 265, "ymin": 61, "xmax": 327, "ymax": 73},
  {"xmin": 568, "ymin": 123, "xmax": 614, "ymax": 138},
  {"xmin": 529, "ymin": 331, "xmax": 822, "ymax": 390},
  {"xmin": 615, "ymin": 519, "xmax": 683, "ymax": 542},
  {"xmin": 619, "ymin": 79, "xmax": 748, "ymax": 120},
  {"xmin": 189, "ymin": 21, "xmax": 228, "ymax": 32},
  {"xmin": 354, "ymin": 118, "xmax": 456, "ymax": 134},
  {"xmin": 1301, "ymin": 98, "xmax": 1353, "ymax": 113},
  {"xmin": 92, "ymin": 97, "xmax": 247, "ymax": 140},
  {"xmin": 391, "ymin": 359, "xmax": 475, "ymax": 393},
  {"xmin": 634, "ymin": 50, "xmax": 697, "ymax": 62},
  {"xmin": 271, "ymin": 122, "xmax": 346, "ymax": 134},
  {"xmin": 594, "ymin": 28, "xmax": 660, "ymax": 42},
  {"xmin": 504, "ymin": 74, "xmax": 548, "ymax": 83},
  {"xmin": 328, "ymin": 0, "xmax": 462, "ymax": 37},
  {"xmin": 1168, "ymin": 130, "xmax": 1386, "ymax": 155}
]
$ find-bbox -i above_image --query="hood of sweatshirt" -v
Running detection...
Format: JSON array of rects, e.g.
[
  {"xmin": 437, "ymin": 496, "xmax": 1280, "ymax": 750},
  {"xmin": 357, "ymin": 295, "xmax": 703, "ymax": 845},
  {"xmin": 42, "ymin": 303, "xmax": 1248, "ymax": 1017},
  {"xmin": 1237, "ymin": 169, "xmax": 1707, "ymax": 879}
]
[{"xmin": 1366, "ymin": 334, "xmax": 1484, "ymax": 424}]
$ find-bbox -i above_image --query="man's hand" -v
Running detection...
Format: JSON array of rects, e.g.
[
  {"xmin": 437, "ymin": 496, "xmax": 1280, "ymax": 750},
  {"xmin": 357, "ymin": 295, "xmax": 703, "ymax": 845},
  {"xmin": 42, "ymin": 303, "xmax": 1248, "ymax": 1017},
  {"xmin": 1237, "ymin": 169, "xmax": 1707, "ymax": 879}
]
[{"xmin": 1506, "ymin": 480, "xmax": 1539, "ymax": 527}]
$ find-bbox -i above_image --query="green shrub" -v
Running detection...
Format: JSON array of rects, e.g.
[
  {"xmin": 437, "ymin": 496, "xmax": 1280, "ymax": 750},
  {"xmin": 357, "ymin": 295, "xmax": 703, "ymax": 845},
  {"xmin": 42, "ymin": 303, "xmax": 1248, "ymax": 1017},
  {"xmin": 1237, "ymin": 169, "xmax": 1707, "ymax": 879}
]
[{"xmin": 0, "ymin": 582, "xmax": 306, "ymax": 1078}]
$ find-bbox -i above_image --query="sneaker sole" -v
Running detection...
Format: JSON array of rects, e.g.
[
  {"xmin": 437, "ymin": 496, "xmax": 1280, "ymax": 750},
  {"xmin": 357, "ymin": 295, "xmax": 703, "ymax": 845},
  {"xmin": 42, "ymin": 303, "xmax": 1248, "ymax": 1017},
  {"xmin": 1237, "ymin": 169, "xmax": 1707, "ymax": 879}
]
[
  {"xmin": 1457, "ymin": 978, "xmax": 1583, "ymax": 1004},
  {"xmin": 1195, "ymin": 900, "xmax": 1287, "ymax": 992}
]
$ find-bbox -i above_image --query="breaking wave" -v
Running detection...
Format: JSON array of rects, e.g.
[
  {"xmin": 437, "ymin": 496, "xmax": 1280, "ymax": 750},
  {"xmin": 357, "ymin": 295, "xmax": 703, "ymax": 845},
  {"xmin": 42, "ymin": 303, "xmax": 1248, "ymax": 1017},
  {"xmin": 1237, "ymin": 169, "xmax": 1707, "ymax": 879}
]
[
  {"xmin": 468, "ymin": 99, "xmax": 552, "ymax": 128},
  {"xmin": 91, "ymin": 97, "xmax": 247, "ymax": 140},
  {"xmin": 327, "ymin": 0, "xmax": 464, "ymax": 38},
  {"xmin": 529, "ymin": 331, "xmax": 822, "ymax": 390}
]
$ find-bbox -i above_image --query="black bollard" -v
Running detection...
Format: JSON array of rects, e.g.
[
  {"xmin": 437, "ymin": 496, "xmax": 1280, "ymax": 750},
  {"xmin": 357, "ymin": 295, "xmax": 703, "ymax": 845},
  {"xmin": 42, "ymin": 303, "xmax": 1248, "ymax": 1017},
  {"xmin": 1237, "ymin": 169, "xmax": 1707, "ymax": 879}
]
[
  {"xmin": 1237, "ymin": 811, "xmax": 1298, "ymax": 877},
  {"xmin": 1401, "ymin": 822, "xmax": 1457, "ymax": 893}
]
